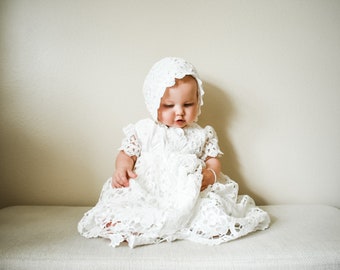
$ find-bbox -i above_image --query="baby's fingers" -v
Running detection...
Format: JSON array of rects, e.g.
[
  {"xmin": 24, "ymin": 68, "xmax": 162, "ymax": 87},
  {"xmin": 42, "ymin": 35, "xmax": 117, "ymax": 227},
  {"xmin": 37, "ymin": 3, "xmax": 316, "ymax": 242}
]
[
  {"xmin": 127, "ymin": 170, "xmax": 137, "ymax": 179},
  {"xmin": 112, "ymin": 173, "xmax": 128, "ymax": 188}
]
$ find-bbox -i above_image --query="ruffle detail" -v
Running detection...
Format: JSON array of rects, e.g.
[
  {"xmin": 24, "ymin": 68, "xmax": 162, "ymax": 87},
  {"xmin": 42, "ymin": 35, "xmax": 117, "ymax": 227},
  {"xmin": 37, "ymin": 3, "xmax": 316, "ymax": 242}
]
[{"xmin": 119, "ymin": 124, "xmax": 141, "ymax": 157}]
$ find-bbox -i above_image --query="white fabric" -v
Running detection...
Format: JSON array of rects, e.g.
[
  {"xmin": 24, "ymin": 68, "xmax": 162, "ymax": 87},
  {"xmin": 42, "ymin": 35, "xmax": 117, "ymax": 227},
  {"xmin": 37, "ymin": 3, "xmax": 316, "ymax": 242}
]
[
  {"xmin": 78, "ymin": 119, "xmax": 270, "ymax": 248},
  {"xmin": 143, "ymin": 57, "xmax": 204, "ymax": 121},
  {"xmin": 1, "ymin": 205, "xmax": 340, "ymax": 270}
]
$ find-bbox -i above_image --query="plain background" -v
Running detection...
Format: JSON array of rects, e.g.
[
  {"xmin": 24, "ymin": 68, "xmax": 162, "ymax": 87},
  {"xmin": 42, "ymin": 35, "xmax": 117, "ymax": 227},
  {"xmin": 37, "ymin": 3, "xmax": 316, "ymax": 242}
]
[{"xmin": 1, "ymin": 0, "xmax": 339, "ymax": 208}]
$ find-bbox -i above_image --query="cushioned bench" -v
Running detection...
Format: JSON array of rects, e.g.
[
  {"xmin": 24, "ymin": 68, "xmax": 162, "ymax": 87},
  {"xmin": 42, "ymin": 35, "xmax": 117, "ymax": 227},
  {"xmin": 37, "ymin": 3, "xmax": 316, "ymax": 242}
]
[{"xmin": 0, "ymin": 204, "xmax": 339, "ymax": 269}]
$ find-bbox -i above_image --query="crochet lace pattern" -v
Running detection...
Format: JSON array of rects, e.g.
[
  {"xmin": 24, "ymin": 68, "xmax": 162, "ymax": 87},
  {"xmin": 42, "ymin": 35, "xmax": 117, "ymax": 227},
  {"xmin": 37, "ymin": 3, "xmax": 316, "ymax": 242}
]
[
  {"xmin": 78, "ymin": 119, "xmax": 270, "ymax": 248},
  {"xmin": 143, "ymin": 57, "xmax": 205, "ymax": 121}
]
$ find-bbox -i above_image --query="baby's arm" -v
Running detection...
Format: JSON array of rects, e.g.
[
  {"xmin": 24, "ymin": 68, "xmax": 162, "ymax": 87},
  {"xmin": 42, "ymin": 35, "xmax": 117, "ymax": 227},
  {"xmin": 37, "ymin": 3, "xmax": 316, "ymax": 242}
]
[
  {"xmin": 201, "ymin": 157, "xmax": 221, "ymax": 191},
  {"xmin": 111, "ymin": 150, "xmax": 137, "ymax": 188}
]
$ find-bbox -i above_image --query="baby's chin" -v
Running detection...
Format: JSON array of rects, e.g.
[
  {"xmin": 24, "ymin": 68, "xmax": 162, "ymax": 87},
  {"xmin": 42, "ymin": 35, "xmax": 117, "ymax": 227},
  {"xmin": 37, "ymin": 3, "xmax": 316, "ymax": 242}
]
[
  {"xmin": 170, "ymin": 119, "xmax": 195, "ymax": 128},
  {"xmin": 158, "ymin": 119, "xmax": 195, "ymax": 128}
]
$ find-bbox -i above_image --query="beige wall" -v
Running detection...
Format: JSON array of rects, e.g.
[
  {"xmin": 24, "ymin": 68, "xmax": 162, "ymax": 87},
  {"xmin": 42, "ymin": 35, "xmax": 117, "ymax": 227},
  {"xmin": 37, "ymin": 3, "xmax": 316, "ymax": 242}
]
[{"xmin": 1, "ymin": 0, "xmax": 339, "ymax": 208}]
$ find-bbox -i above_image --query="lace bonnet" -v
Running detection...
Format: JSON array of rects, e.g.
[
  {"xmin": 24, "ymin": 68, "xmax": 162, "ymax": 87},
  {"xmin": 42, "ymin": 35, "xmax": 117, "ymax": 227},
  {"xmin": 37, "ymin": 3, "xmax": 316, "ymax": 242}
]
[{"xmin": 143, "ymin": 57, "xmax": 204, "ymax": 121}]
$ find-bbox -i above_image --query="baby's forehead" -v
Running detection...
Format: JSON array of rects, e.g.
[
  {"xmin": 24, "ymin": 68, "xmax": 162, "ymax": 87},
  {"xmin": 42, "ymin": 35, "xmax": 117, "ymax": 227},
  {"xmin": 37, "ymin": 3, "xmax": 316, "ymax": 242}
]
[
  {"xmin": 172, "ymin": 75, "xmax": 198, "ymax": 87},
  {"xmin": 162, "ymin": 76, "xmax": 199, "ymax": 100}
]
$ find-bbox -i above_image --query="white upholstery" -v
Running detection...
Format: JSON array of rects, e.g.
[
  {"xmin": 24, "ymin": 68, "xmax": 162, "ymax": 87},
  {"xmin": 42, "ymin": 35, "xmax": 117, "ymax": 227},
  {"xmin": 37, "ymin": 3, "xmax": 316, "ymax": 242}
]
[{"xmin": 0, "ymin": 205, "xmax": 339, "ymax": 269}]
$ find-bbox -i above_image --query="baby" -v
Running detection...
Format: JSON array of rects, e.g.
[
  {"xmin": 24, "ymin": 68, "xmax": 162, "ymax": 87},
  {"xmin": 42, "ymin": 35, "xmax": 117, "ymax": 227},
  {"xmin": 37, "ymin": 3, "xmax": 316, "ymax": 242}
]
[
  {"xmin": 78, "ymin": 57, "xmax": 270, "ymax": 248},
  {"xmin": 112, "ymin": 74, "xmax": 220, "ymax": 192}
]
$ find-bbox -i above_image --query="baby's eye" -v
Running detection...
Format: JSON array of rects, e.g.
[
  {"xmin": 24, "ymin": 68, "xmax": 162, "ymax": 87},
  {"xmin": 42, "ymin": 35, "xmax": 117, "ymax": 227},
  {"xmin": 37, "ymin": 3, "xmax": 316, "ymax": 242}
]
[
  {"xmin": 163, "ymin": 104, "xmax": 174, "ymax": 108},
  {"xmin": 184, "ymin": 103, "xmax": 194, "ymax": 107}
]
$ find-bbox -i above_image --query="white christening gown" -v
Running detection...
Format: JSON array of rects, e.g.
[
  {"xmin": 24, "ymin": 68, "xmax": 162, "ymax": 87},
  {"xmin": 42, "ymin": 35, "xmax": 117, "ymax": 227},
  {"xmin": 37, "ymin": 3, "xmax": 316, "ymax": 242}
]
[{"xmin": 78, "ymin": 118, "xmax": 270, "ymax": 248}]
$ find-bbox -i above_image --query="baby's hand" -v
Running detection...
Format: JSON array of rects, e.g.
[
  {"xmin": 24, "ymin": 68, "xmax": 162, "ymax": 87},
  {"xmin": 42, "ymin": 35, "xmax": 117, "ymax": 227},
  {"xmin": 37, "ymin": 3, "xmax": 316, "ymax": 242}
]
[
  {"xmin": 111, "ymin": 168, "xmax": 137, "ymax": 188},
  {"xmin": 200, "ymin": 168, "xmax": 215, "ymax": 191}
]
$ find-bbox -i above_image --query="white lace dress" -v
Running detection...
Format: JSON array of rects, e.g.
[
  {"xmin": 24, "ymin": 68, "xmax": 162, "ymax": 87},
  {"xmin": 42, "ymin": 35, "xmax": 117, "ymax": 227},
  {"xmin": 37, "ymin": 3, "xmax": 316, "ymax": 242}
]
[{"xmin": 78, "ymin": 118, "xmax": 270, "ymax": 248}]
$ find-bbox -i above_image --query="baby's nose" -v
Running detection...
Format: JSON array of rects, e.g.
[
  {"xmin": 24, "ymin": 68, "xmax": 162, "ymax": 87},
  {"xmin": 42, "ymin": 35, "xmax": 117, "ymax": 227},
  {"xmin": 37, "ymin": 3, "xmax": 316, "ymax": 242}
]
[{"xmin": 175, "ymin": 106, "xmax": 184, "ymax": 115}]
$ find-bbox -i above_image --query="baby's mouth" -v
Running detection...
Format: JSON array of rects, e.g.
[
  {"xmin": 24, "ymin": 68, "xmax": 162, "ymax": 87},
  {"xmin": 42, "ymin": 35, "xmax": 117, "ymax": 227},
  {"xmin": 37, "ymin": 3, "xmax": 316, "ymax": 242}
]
[{"xmin": 175, "ymin": 119, "xmax": 186, "ymax": 125}]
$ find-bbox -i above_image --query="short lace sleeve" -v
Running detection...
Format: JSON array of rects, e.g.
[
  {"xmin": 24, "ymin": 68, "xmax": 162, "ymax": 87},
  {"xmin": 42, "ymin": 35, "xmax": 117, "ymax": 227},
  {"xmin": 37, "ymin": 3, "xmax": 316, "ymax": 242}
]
[
  {"xmin": 119, "ymin": 124, "xmax": 141, "ymax": 157},
  {"xmin": 201, "ymin": 126, "xmax": 223, "ymax": 160}
]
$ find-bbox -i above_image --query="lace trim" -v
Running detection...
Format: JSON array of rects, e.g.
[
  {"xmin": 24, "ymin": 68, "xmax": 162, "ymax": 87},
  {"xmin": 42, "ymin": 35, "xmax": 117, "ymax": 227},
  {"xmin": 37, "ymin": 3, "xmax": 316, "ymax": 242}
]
[
  {"xmin": 78, "ymin": 178, "xmax": 270, "ymax": 248},
  {"xmin": 119, "ymin": 124, "xmax": 141, "ymax": 157},
  {"xmin": 201, "ymin": 126, "xmax": 223, "ymax": 160}
]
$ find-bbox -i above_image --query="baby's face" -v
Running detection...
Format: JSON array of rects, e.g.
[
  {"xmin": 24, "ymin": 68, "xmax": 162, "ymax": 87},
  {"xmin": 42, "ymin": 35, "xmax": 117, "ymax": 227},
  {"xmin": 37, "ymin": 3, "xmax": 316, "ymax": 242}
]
[{"xmin": 157, "ymin": 75, "xmax": 199, "ymax": 128}]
